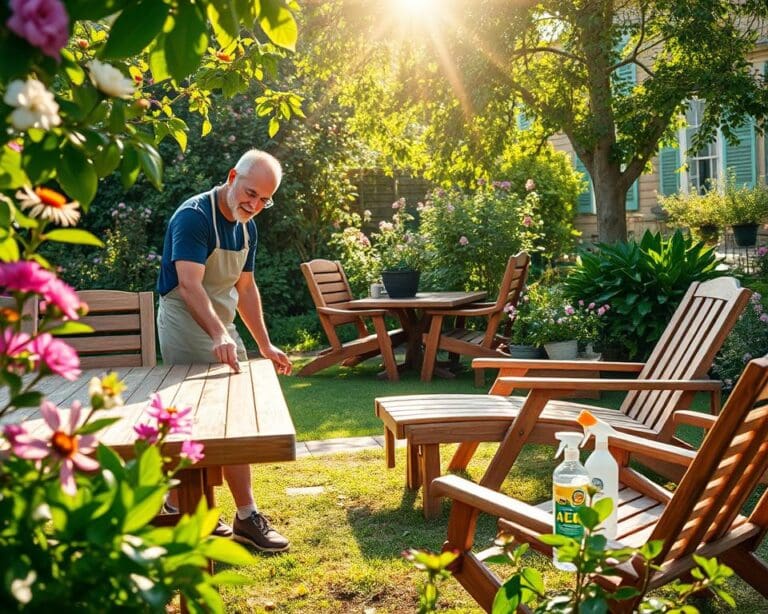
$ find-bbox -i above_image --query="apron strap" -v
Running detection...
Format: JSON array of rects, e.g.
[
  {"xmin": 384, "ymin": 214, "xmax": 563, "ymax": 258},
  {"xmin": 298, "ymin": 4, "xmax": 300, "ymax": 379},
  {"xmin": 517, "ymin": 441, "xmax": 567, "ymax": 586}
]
[{"xmin": 209, "ymin": 190, "xmax": 221, "ymax": 249}]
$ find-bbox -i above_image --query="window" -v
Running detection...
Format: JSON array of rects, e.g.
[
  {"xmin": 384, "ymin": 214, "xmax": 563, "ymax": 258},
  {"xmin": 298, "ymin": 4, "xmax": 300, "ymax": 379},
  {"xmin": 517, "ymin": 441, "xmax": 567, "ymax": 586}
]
[{"xmin": 682, "ymin": 100, "xmax": 720, "ymax": 193}]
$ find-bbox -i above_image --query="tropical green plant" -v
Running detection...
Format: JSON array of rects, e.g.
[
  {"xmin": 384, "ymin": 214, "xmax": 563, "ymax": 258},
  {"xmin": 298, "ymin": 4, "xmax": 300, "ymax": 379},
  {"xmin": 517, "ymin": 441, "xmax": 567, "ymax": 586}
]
[
  {"xmin": 564, "ymin": 230, "xmax": 721, "ymax": 358},
  {"xmin": 712, "ymin": 292, "xmax": 768, "ymax": 389},
  {"xmin": 407, "ymin": 498, "xmax": 736, "ymax": 613}
]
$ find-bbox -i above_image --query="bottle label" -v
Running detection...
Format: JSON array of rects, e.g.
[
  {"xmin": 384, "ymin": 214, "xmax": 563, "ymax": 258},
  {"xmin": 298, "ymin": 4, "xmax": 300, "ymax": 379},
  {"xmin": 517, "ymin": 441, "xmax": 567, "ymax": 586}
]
[
  {"xmin": 553, "ymin": 483, "xmax": 586, "ymax": 538},
  {"xmin": 591, "ymin": 476, "xmax": 604, "ymax": 492}
]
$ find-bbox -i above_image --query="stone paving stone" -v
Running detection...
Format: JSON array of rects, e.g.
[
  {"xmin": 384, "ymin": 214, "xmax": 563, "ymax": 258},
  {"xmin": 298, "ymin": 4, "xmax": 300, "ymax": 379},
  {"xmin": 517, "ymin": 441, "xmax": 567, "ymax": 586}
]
[
  {"xmin": 303, "ymin": 436, "xmax": 381, "ymax": 456},
  {"xmin": 285, "ymin": 486, "xmax": 326, "ymax": 496}
]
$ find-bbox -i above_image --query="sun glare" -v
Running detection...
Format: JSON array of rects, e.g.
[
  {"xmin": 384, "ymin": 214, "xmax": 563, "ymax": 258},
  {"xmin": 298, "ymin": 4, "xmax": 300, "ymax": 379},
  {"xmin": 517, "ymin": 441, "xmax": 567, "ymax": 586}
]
[{"xmin": 392, "ymin": 0, "xmax": 439, "ymax": 18}]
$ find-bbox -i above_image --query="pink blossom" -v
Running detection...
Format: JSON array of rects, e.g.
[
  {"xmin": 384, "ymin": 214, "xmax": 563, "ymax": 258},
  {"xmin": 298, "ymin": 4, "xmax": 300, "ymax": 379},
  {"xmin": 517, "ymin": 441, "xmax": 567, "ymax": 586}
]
[
  {"xmin": 446, "ymin": 204, "xmax": 455, "ymax": 213},
  {"xmin": 0, "ymin": 329, "xmax": 32, "ymax": 359},
  {"xmin": 3, "ymin": 423, "xmax": 26, "ymax": 446},
  {"xmin": 758, "ymin": 247, "xmax": 768, "ymax": 257},
  {"xmin": 379, "ymin": 221, "xmax": 393, "ymax": 232},
  {"xmin": 180, "ymin": 440, "xmax": 205, "ymax": 463},
  {"xmin": 7, "ymin": 141, "xmax": 22, "ymax": 153},
  {"xmin": 29, "ymin": 333, "xmax": 81, "ymax": 381},
  {"xmin": 10, "ymin": 400, "xmax": 98, "ymax": 495},
  {"xmin": 477, "ymin": 178, "xmax": 486, "ymax": 186},
  {"xmin": 7, "ymin": 0, "xmax": 70, "ymax": 61},
  {"xmin": 760, "ymin": 313, "xmax": 768, "ymax": 324},
  {"xmin": 578, "ymin": 300, "xmax": 584, "ymax": 306},
  {"xmin": 522, "ymin": 215, "xmax": 533, "ymax": 227},
  {"xmin": 147, "ymin": 393, "xmax": 192, "ymax": 435},
  {"xmin": 459, "ymin": 236, "xmax": 469, "ymax": 246},
  {"xmin": 597, "ymin": 306, "xmax": 607, "ymax": 316},
  {"xmin": 499, "ymin": 181, "xmax": 511, "ymax": 189},
  {"xmin": 0, "ymin": 260, "xmax": 56, "ymax": 295},
  {"xmin": 134, "ymin": 423, "xmax": 159, "ymax": 444},
  {"xmin": 588, "ymin": 302, "xmax": 596, "ymax": 310},
  {"xmin": 564, "ymin": 306, "xmax": 575, "ymax": 315},
  {"xmin": 751, "ymin": 293, "xmax": 763, "ymax": 304},
  {"xmin": 41, "ymin": 277, "xmax": 83, "ymax": 319},
  {"xmin": 525, "ymin": 179, "xmax": 536, "ymax": 191},
  {"xmin": 358, "ymin": 233, "xmax": 370, "ymax": 247}
]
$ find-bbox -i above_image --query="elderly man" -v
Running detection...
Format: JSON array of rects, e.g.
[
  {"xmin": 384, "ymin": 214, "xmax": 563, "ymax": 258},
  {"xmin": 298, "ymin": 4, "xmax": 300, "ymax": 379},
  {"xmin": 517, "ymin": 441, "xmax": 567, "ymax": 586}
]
[{"xmin": 157, "ymin": 149, "xmax": 292, "ymax": 552}]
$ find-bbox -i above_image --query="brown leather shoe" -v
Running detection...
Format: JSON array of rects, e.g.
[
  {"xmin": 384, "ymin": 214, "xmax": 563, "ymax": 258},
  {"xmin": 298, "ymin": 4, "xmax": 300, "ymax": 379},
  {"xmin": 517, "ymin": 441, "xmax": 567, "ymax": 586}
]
[
  {"xmin": 232, "ymin": 512, "xmax": 289, "ymax": 552},
  {"xmin": 212, "ymin": 517, "xmax": 233, "ymax": 537}
]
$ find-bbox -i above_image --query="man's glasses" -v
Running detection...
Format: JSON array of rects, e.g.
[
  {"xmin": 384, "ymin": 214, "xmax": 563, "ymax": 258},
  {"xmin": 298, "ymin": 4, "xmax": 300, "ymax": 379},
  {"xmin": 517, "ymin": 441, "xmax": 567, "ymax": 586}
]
[{"xmin": 262, "ymin": 197, "xmax": 274, "ymax": 209}]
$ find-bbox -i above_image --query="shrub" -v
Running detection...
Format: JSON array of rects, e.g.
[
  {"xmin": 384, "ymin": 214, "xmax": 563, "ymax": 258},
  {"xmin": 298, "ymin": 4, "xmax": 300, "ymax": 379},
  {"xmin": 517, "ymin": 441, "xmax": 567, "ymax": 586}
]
[
  {"xmin": 657, "ymin": 184, "xmax": 727, "ymax": 241},
  {"xmin": 564, "ymin": 230, "xmax": 721, "ymax": 358},
  {"xmin": 417, "ymin": 184, "xmax": 546, "ymax": 294},
  {"xmin": 725, "ymin": 183, "xmax": 768, "ymax": 225},
  {"xmin": 712, "ymin": 292, "xmax": 768, "ymax": 389}
]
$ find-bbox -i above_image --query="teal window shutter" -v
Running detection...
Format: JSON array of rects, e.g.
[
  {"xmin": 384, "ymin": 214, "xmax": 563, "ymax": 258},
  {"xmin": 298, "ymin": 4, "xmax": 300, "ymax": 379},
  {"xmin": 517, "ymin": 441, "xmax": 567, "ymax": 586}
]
[
  {"xmin": 574, "ymin": 155, "xmax": 594, "ymax": 213},
  {"xmin": 658, "ymin": 146, "xmax": 680, "ymax": 196},
  {"xmin": 625, "ymin": 180, "xmax": 639, "ymax": 211},
  {"xmin": 517, "ymin": 109, "xmax": 532, "ymax": 131},
  {"xmin": 612, "ymin": 33, "xmax": 636, "ymax": 96},
  {"xmin": 723, "ymin": 117, "xmax": 757, "ymax": 188}
]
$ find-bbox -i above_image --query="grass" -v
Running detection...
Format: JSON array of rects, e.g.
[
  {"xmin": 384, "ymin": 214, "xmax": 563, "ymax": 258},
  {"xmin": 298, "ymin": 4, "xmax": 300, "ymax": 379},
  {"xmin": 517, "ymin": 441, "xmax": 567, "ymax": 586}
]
[{"xmin": 209, "ymin": 353, "xmax": 767, "ymax": 612}]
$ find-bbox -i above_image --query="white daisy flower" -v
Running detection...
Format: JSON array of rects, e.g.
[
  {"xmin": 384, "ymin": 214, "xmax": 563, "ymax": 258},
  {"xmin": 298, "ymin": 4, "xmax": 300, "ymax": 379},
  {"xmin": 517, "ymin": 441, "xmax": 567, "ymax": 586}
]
[
  {"xmin": 16, "ymin": 186, "xmax": 81, "ymax": 226},
  {"xmin": 3, "ymin": 78, "xmax": 61, "ymax": 131}
]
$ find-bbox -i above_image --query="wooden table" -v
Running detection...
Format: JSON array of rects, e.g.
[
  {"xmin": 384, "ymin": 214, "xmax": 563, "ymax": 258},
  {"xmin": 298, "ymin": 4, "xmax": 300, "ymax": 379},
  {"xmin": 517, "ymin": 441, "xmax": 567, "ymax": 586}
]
[
  {"xmin": 1, "ymin": 358, "xmax": 296, "ymax": 519},
  {"xmin": 343, "ymin": 291, "xmax": 487, "ymax": 374}
]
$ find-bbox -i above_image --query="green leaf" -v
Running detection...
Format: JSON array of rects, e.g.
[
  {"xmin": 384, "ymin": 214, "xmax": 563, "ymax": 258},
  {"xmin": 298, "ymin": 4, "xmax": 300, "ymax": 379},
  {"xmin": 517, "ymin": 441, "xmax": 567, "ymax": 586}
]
[
  {"xmin": 66, "ymin": 0, "xmax": 133, "ymax": 20},
  {"xmin": 102, "ymin": 0, "xmax": 170, "ymax": 58},
  {"xmin": 612, "ymin": 586, "xmax": 641, "ymax": 601},
  {"xmin": 22, "ymin": 133, "xmax": 60, "ymax": 184},
  {"xmin": 581, "ymin": 596, "xmax": 609, "ymax": 614},
  {"xmin": 137, "ymin": 144, "xmax": 163, "ymax": 190},
  {"xmin": 199, "ymin": 537, "xmax": 255, "ymax": 566},
  {"xmin": 0, "ymin": 146, "xmax": 30, "ymax": 190},
  {"xmin": 93, "ymin": 141, "xmax": 123, "ymax": 177},
  {"xmin": 148, "ymin": 38, "xmax": 171, "ymax": 83},
  {"xmin": 592, "ymin": 497, "xmax": 613, "ymax": 523},
  {"xmin": 209, "ymin": 570, "xmax": 252, "ymax": 586},
  {"xmin": 167, "ymin": 117, "xmax": 188, "ymax": 152},
  {"xmin": 57, "ymin": 145, "xmax": 98, "ymax": 207},
  {"xmin": 138, "ymin": 445, "xmax": 164, "ymax": 486},
  {"xmin": 258, "ymin": 0, "xmax": 298, "ymax": 51},
  {"xmin": 577, "ymin": 505, "xmax": 599, "ymax": 530},
  {"xmin": 108, "ymin": 99, "xmax": 127, "ymax": 134},
  {"xmin": 208, "ymin": 0, "xmax": 239, "ymax": 44},
  {"xmin": 45, "ymin": 228, "xmax": 104, "ymax": 247},
  {"xmin": 77, "ymin": 417, "xmax": 121, "ymax": 435},
  {"xmin": 97, "ymin": 443, "xmax": 126, "ymax": 478},
  {"xmin": 10, "ymin": 391, "xmax": 43, "ymax": 408},
  {"xmin": 0, "ymin": 237, "xmax": 20, "ymax": 262},
  {"xmin": 165, "ymin": 2, "xmax": 208, "ymax": 82},
  {"xmin": 268, "ymin": 116, "xmax": 280, "ymax": 138},
  {"xmin": 538, "ymin": 534, "xmax": 572, "ymax": 547},
  {"xmin": 0, "ymin": 371, "xmax": 22, "ymax": 395},
  {"xmin": 492, "ymin": 575, "xmax": 522, "ymax": 614},
  {"xmin": 123, "ymin": 488, "xmax": 166, "ymax": 533},
  {"xmin": 44, "ymin": 321, "xmax": 94, "ymax": 335},
  {"xmin": 120, "ymin": 146, "xmax": 141, "ymax": 189}
]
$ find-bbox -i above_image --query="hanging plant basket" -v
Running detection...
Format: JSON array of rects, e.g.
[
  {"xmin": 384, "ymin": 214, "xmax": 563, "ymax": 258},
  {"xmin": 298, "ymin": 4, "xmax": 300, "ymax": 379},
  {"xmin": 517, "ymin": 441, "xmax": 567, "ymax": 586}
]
[{"xmin": 381, "ymin": 270, "xmax": 420, "ymax": 298}]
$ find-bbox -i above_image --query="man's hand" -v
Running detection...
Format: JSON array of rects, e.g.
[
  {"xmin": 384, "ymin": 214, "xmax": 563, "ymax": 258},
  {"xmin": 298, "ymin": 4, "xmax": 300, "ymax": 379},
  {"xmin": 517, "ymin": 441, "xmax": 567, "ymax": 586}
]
[
  {"xmin": 213, "ymin": 333, "xmax": 241, "ymax": 372},
  {"xmin": 261, "ymin": 344, "xmax": 292, "ymax": 375}
]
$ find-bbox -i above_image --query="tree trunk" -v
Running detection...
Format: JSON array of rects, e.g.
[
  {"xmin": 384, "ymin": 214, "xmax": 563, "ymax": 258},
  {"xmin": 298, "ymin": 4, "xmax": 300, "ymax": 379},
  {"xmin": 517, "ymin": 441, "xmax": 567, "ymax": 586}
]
[{"xmin": 592, "ymin": 152, "xmax": 628, "ymax": 243}]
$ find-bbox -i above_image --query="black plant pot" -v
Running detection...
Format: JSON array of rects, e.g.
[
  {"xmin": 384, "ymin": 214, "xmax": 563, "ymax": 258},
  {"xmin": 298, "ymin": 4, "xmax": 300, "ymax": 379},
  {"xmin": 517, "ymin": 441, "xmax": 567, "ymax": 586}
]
[
  {"xmin": 381, "ymin": 270, "xmax": 420, "ymax": 298},
  {"xmin": 732, "ymin": 223, "xmax": 759, "ymax": 247},
  {"xmin": 696, "ymin": 224, "xmax": 720, "ymax": 246}
]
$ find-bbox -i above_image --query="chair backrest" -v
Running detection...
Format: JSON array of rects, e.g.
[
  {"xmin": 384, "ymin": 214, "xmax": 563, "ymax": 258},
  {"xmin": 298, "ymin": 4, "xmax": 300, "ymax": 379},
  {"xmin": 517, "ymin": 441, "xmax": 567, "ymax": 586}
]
[
  {"xmin": 619, "ymin": 277, "xmax": 751, "ymax": 432},
  {"xmin": 491, "ymin": 252, "xmax": 530, "ymax": 312},
  {"xmin": 649, "ymin": 355, "xmax": 768, "ymax": 565},
  {"xmin": 0, "ymin": 295, "xmax": 38, "ymax": 335},
  {"xmin": 58, "ymin": 290, "xmax": 157, "ymax": 368},
  {"xmin": 300, "ymin": 260, "xmax": 368, "ymax": 348}
]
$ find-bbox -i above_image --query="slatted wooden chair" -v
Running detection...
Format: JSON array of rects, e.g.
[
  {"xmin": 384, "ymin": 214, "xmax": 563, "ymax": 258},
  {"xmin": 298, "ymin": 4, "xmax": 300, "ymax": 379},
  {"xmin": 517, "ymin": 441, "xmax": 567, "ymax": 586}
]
[
  {"xmin": 432, "ymin": 355, "xmax": 768, "ymax": 612},
  {"xmin": 55, "ymin": 290, "xmax": 157, "ymax": 368},
  {"xmin": 420, "ymin": 252, "xmax": 530, "ymax": 385},
  {"xmin": 375, "ymin": 276, "xmax": 751, "ymax": 517},
  {"xmin": 299, "ymin": 259, "xmax": 406, "ymax": 381},
  {"xmin": 0, "ymin": 295, "xmax": 38, "ymax": 334}
]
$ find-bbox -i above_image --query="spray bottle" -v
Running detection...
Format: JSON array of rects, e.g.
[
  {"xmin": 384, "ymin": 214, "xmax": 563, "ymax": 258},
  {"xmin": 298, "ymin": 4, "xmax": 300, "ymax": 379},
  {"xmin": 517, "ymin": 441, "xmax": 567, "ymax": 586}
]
[
  {"xmin": 576, "ymin": 410, "xmax": 619, "ymax": 540},
  {"xmin": 552, "ymin": 432, "xmax": 590, "ymax": 571}
]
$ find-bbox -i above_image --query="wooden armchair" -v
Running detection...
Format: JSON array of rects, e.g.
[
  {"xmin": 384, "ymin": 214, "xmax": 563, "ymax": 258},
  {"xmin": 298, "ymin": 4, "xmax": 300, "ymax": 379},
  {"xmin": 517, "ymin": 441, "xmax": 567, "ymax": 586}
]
[
  {"xmin": 420, "ymin": 253, "xmax": 530, "ymax": 385},
  {"xmin": 432, "ymin": 355, "xmax": 768, "ymax": 612},
  {"xmin": 375, "ymin": 276, "xmax": 751, "ymax": 517},
  {"xmin": 60, "ymin": 290, "xmax": 157, "ymax": 368},
  {"xmin": 299, "ymin": 259, "xmax": 405, "ymax": 381}
]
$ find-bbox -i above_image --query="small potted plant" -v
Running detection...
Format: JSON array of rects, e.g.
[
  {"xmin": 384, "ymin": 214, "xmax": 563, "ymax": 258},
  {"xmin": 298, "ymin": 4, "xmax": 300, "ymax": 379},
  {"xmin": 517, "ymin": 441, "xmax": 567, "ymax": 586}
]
[
  {"xmin": 374, "ymin": 198, "xmax": 428, "ymax": 298},
  {"xmin": 725, "ymin": 183, "xmax": 768, "ymax": 247},
  {"xmin": 530, "ymin": 301, "xmax": 608, "ymax": 360},
  {"xmin": 504, "ymin": 285, "xmax": 546, "ymax": 358}
]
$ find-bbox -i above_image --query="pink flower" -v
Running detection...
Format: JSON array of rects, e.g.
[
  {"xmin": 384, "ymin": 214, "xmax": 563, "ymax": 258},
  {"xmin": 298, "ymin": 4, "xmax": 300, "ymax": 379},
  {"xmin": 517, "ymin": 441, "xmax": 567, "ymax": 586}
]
[
  {"xmin": 522, "ymin": 215, "xmax": 533, "ymax": 227},
  {"xmin": 525, "ymin": 179, "xmax": 536, "ymax": 191},
  {"xmin": 3, "ymin": 423, "xmax": 26, "ymax": 446},
  {"xmin": 564, "ymin": 306, "xmax": 575, "ymax": 315},
  {"xmin": 134, "ymin": 423, "xmax": 159, "ymax": 444},
  {"xmin": 180, "ymin": 440, "xmax": 205, "ymax": 463},
  {"xmin": 761, "ymin": 313, "xmax": 768, "ymax": 324},
  {"xmin": 446, "ymin": 204, "xmax": 455, "ymax": 213},
  {"xmin": 597, "ymin": 306, "xmax": 607, "ymax": 316},
  {"xmin": 588, "ymin": 302, "xmax": 596, "ymax": 310},
  {"xmin": 0, "ymin": 260, "xmax": 55, "ymax": 295},
  {"xmin": 0, "ymin": 329, "xmax": 31, "ymax": 359},
  {"xmin": 147, "ymin": 393, "xmax": 192, "ymax": 435},
  {"xmin": 29, "ymin": 333, "xmax": 81, "ymax": 381},
  {"xmin": 578, "ymin": 300, "xmax": 584, "ymax": 306},
  {"xmin": 477, "ymin": 178, "xmax": 486, "ymax": 186},
  {"xmin": 758, "ymin": 247, "xmax": 768, "ymax": 257},
  {"xmin": 459, "ymin": 236, "xmax": 469, "ymax": 246},
  {"xmin": 40, "ymin": 277, "xmax": 83, "ymax": 320},
  {"xmin": 7, "ymin": 0, "xmax": 70, "ymax": 61},
  {"xmin": 9, "ymin": 400, "xmax": 98, "ymax": 495}
]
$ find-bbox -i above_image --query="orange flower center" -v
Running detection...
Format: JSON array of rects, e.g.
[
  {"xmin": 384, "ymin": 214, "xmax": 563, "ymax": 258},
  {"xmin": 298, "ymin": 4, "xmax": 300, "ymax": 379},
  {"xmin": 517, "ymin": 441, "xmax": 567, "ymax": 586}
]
[
  {"xmin": 0, "ymin": 307, "xmax": 19, "ymax": 322},
  {"xmin": 34, "ymin": 187, "xmax": 67, "ymax": 209},
  {"xmin": 166, "ymin": 406, "xmax": 178, "ymax": 414},
  {"xmin": 216, "ymin": 52, "xmax": 232, "ymax": 62},
  {"xmin": 52, "ymin": 431, "xmax": 77, "ymax": 458}
]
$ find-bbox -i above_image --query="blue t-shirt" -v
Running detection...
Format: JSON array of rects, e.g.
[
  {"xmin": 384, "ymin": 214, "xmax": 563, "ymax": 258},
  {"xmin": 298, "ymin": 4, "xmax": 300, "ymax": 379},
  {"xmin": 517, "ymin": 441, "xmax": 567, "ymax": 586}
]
[{"xmin": 157, "ymin": 191, "xmax": 258, "ymax": 296}]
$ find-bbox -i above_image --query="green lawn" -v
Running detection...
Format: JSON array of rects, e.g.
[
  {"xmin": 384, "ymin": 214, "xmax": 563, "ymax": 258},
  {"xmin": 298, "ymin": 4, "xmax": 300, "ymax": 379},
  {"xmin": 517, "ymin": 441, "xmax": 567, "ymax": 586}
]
[{"xmin": 211, "ymin": 353, "xmax": 767, "ymax": 613}]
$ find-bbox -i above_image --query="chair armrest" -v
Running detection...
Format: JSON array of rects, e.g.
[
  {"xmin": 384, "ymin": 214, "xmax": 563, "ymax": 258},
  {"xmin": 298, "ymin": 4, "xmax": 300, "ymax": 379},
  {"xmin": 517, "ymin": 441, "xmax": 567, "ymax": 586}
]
[
  {"xmin": 474, "ymin": 357, "xmax": 645, "ymax": 373},
  {"xmin": 317, "ymin": 306, "xmax": 389, "ymax": 318},
  {"xmin": 496, "ymin": 377, "xmax": 721, "ymax": 392},
  {"xmin": 431, "ymin": 475, "xmax": 551, "ymax": 534},
  {"xmin": 426, "ymin": 304, "xmax": 498, "ymax": 317},
  {"xmin": 673, "ymin": 410, "xmax": 717, "ymax": 429},
  {"xmin": 604, "ymin": 432, "xmax": 697, "ymax": 467}
]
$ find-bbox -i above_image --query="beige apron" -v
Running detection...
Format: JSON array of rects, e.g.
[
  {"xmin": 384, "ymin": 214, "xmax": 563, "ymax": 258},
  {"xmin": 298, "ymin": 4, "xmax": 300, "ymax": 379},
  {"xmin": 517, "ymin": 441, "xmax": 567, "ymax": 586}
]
[{"xmin": 158, "ymin": 190, "xmax": 249, "ymax": 364}]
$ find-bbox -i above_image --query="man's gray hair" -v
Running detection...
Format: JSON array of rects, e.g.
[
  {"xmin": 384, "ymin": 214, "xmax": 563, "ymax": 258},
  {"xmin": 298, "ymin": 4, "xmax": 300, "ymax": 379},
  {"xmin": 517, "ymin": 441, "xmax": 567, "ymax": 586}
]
[{"xmin": 234, "ymin": 149, "xmax": 282, "ymax": 182}]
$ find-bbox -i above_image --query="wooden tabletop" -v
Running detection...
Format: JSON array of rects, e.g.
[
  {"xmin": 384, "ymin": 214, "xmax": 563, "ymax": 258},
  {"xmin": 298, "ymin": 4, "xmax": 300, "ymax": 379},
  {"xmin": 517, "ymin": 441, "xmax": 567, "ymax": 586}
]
[
  {"xmin": 343, "ymin": 291, "xmax": 487, "ymax": 310},
  {"xmin": 0, "ymin": 359, "xmax": 296, "ymax": 468}
]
